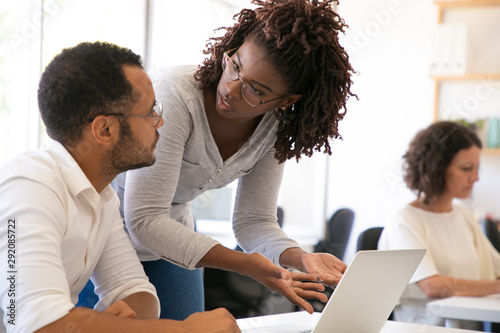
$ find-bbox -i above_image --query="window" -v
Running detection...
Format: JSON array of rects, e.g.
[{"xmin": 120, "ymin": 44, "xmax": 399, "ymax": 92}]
[
  {"xmin": 0, "ymin": 0, "xmax": 148, "ymax": 161},
  {"xmin": 0, "ymin": 0, "xmax": 327, "ymax": 247},
  {"xmin": 0, "ymin": 2, "xmax": 43, "ymax": 160},
  {"xmin": 148, "ymin": 0, "xmax": 254, "ymax": 71}
]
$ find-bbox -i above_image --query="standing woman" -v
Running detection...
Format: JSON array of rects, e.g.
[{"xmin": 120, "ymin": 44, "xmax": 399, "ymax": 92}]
[
  {"xmin": 117, "ymin": 0, "xmax": 356, "ymax": 319},
  {"xmin": 378, "ymin": 121, "xmax": 500, "ymax": 330}
]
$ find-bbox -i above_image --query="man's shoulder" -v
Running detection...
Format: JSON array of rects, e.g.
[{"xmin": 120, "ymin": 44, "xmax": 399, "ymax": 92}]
[{"xmin": 0, "ymin": 148, "xmax": 62, "ymax": 186}]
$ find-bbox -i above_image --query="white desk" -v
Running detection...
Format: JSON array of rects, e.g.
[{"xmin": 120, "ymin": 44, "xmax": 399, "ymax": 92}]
[
  {"xmin": 237, "ymin": 311, "xmax": 479, "ymax": 332},
  {"xmin": 427, "ymin": 293, "xmax": 500, "ymax": 328}
]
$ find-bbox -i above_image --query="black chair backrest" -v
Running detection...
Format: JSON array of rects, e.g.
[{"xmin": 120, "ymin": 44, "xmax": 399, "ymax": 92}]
[
  {"xmin": 314, "ymin": 208, "xmax": 354, "ymax": 261},
  {"xmin": 205, "ymin": 206, "xmax": 285, "ymax": 318},
  {"xmin": 483, "ymin": 218, "xmax": 500, "ymax": 253},
  {"xmin": 277, "ymin": 206, "xmax": 284, "ymax": 228},
  {"xmin": 356, "ymin": 227, "xmax": 384, "ymax": 252}
]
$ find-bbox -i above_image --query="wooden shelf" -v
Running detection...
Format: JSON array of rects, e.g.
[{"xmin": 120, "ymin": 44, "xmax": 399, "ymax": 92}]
[
  {"xmin": 483, "ymin": 148, "xmax": 500, "ymax": 155},
  {"xmin": 432, "ymin": 74, "xmax": 500, "ymax": 120},
  {"xmin": 434, "ymin": 0, "xmax": 500, "ymax": 22},
  {"xmin": 435, "ymin": 0, "xmax": 500, "ymax": 9},
  {"xmin": 432, "ymin": 1, "xmax": 500, "ymax": 120},
  {"xmin": 431, "ymin": 73, "xmax": 500, "ymax": 81}
]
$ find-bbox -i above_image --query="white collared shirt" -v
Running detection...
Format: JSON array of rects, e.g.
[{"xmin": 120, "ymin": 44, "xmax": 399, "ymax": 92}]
[{"xmin": 0, "ymin": 139, "xmax": 159, "ymax": 332}]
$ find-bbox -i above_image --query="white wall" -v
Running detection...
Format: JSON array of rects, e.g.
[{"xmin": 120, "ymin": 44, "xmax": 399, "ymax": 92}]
[
  {"xmin": 324, "ymin": 0, "xmax": 500, "ymax": 263},
  {"xmin": 438, "ymin": 6, "xmax": 500, "ymax": 228},
  {"xmin": 259, "ymin": 1, "xmax": 436, "ymax": 251},
  {"xmin": 322, "ymin": 0, "xmax": 435, "ymax": 262}
]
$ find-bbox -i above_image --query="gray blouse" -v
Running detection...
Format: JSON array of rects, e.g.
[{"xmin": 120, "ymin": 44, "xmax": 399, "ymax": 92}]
[{"xmin": 113, "ymin": 66, "xmax": 299, "ymax": 269}]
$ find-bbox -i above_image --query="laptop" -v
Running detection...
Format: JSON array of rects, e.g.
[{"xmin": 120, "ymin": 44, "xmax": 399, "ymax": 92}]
[{"xmin": 241, "ymin": 249, "xmax": 426, "ymax": 333}]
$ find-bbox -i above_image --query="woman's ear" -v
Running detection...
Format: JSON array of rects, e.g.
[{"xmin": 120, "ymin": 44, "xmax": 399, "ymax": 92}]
[{"xmin": 282, "ymin": 94, "xmax": 302, "ymax": 109}]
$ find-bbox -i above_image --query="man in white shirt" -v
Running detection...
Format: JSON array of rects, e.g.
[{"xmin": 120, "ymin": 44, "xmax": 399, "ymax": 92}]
[{"xmin": 0, "ymin": 41, "xmax": 240, "ymax": 332}]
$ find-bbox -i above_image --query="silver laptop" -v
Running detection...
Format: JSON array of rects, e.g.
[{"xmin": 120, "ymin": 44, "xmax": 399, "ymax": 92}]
[{"xmin": 242, "ymin": 249, "xmax": 426, "ymax": 333}]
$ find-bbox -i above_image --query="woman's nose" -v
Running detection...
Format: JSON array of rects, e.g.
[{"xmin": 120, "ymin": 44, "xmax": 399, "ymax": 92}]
[
  {"xmin": 472, "ymin": 168, "xmax": 480, "ymax": 182},
  {"xmin": 225, "ymin": 79, "xmax": 243, "ymax": 100}
]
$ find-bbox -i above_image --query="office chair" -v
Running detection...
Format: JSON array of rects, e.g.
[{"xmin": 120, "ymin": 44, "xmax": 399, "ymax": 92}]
[
  {"xmin": 480, "ymin": 218, "xmax": 500, "ymax": 332},
  {"xmin": 309, "ymin": 208, "xmax": 354, "ymax": 312},
  {"xmin": 482, "ymin": 219, "xmax": 500, "ymax": 332},
  {"xmin": 482, "ymin": 218, "xmax": 500, "ymax": 253},
  {"xmin": 276, "ymin": 206, "xmax": 284, "ymax": 228},
  {"xmin": 204, "ymin": 207, "xmax": 285, "ymax": 318},
  {"xmin": 356, "ymin": 227, "xmax": 384, "ymax": 252},
  {"xmin": 204, "ymin": 264, "xmax": 270, "ymax": 318},
  {"xmin": 314, "ymin": 208, "xmax": 354, "ymax": 261}
]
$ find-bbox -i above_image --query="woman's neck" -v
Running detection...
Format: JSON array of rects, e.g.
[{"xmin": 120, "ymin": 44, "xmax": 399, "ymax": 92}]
[
  {"xmin": 203, "ymin": 88, "xmax": 264, "ymax": 161},
  {"xmin": 410, "ymin": 195, "xmax": 454, "ymax": 213}
]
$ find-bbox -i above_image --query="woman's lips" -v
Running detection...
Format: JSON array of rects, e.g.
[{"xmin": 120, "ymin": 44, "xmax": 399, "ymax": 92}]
[{"xmin": 218, "ymin": 92, "xmax": 234, "ymax": 111}]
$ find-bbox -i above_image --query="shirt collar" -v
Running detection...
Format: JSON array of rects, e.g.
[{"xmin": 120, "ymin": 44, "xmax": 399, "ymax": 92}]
[{"xmin": 44, "ymin": 139, "xmax": 115, "ymax": 207}]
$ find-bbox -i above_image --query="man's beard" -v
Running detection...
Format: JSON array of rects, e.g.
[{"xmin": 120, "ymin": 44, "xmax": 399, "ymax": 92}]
[{"xmin": 103, "ymin": 119, "xmax": 157, "ymax": 178}]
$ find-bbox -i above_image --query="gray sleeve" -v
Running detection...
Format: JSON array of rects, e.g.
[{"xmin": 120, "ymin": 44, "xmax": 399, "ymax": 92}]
[
  {"xmin": 123, "ymin": 78, "xmax": 219, "ymax": 269},
  {"xmin": 232, "ymin": 147, "xmax": 300, "ymax": 267}
]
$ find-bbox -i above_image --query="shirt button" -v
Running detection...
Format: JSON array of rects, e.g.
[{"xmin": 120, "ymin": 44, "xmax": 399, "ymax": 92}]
[
  {"xmin": 208, "ymin": 179, "xmax": 213, "ymax": 183},
  {"xmin": 218, "ymin": 168, "xmax": 222, "ymax": 172}
]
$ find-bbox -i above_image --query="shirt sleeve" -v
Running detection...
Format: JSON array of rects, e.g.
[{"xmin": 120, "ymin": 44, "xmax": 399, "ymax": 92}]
[
  {"xmin": 232, "ymin": 147, "xmax": 300, "ymax": 267},
  {"xmin": 91, "ymin": 196, "xmax": 160, "ymax": 315},
  {"xmin": 123, "ymin": 77, "xmax": 219, "ymax": 269},
  {"xmin": 378, "ymin": 208, "xmax": 439, "ymax": 283},
  {"xmin": 460, "ymin": 206, "xmax": 500, "ymax": 279},
  {"xmin": 490, "ymin": 243, "xmax": 500, "ymax": 278},
  {"xmin": 0, "ymin": 178, "xmax": 74, "ymax": 333},
  {"xmin": 476, "ymin": 224, "xmax": 500, "ymax": 279}
]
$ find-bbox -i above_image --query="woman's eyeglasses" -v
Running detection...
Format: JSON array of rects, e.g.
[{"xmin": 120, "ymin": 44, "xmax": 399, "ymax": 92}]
[{"xmin": 222, "ymin": 48, "xmax": 288, "ymax": 107}]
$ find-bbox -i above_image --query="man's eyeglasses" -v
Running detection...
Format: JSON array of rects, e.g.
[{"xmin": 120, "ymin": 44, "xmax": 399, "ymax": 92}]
[
  {"xmin": 222, "ymin": 48, "xmax": 288, "ymax": 107},
  {"xmin": 88, "ymin": 101, "xmax": 163, "ymax": 127}
]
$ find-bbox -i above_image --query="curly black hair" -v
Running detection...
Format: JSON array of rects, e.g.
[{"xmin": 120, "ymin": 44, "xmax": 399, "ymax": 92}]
[
  {"xmin": 403, "ymin": 121, "xmax": 482, "ymax": 204},
  {"xmin": 195, "ymin": 0, "xmax": 357, "ymax": 163},
  {"xmin": 38, "ymin": 41, "xmax": 143, "ymax": 147}
]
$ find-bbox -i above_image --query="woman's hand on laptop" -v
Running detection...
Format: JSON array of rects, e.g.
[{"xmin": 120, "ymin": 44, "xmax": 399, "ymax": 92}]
[
  {"xmin": 244, "ymin": 252, "xmax": 327, "ymax": 314},
  {"xmin": 300, "ymin": 252, "xmax": 347, "ymax": 287},
  {"xmin": 279, "ymin": 248, "xmax": 347, "ymax": 287}
]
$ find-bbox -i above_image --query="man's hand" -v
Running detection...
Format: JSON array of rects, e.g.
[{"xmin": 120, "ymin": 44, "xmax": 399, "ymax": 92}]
[
  {"xmin": 104, "ymin": 300, "xmax": 137, "ymax": 318},
  {"xmin": 182, "ymin": 308, "xmax": 241, "ymax": 333},
  {"xmin": 244, "ymin": 252, "xmax": 327, "ymax": 314}
]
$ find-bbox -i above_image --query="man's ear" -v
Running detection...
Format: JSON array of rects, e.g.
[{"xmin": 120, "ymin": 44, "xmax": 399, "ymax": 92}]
[{"xmin": 89, "ymin": 115, "xmax": 119, "ymax": 146}]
